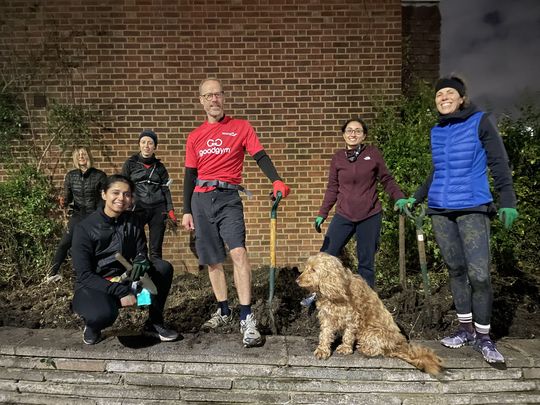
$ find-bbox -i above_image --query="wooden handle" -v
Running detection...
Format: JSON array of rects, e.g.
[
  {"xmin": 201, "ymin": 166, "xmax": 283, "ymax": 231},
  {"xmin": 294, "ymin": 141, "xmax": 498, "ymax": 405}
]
[{"xmin": 114, "ymin": 253, "xmax": 132, "ymax": 271}]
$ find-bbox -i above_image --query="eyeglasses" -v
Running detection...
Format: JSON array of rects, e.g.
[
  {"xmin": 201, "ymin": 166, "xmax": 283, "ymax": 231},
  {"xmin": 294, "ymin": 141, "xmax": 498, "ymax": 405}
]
[
  {"xmin": 345, "ymin": 128, "xmax": 364, "ymax": 135},
  {"xmin": 200, "ymin": 92, "xmax": 224, "ymax": 101}
]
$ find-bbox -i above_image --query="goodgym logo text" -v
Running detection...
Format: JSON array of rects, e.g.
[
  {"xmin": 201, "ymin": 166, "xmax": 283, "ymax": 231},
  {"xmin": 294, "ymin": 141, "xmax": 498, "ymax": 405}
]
[{"xmin": 199, "ymin": 138, "xmax": 231, "ymax": 157}]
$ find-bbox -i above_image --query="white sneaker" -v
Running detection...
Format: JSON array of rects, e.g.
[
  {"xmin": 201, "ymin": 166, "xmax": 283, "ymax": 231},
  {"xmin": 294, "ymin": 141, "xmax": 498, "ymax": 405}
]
[
  {"xmin": 202, "ymin": 308, "xmax": 233, "ymax": 331},
  {"xmin": 240, "ymin": 313, "xmax": 263, "ymax": 348}
]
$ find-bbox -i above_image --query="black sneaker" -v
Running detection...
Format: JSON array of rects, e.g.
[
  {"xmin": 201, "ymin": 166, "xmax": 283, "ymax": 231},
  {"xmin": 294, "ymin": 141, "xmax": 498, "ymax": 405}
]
[
  {"xmin": 83, "ymin": 326, "xmax": 102, "ymax": 345},
  {"xmin": 143, "ymin": 323, "xmax": 179, "ymax": 342}
]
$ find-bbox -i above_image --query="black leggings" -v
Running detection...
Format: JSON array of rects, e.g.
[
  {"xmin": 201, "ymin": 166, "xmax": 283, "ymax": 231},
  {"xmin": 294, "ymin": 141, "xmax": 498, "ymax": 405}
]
[
  {"xmin": 320, "ymin": 212, "xmax": 382, "ymax": 288},
  {"xmin": 135, "ymin": 204, "xmax": 167, "ymax": 259},
  {"xmin": 72, "ymin": 258, "xmax": 174, "ymax": 330},
  {"xmin": 431, "ymin": 213, "xmax": 492, "ymax": 325}
]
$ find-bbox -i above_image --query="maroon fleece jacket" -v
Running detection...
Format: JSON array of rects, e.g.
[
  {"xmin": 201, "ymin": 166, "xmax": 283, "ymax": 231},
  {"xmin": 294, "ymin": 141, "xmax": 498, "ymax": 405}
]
[{"xmin": 318, "ymin": 145, "xmax": 404, "ymax": 222}]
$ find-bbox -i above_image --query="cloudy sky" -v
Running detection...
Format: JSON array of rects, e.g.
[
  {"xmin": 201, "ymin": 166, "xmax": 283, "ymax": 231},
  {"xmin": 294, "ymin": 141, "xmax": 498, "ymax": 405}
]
[{"xmin": 439, "ymin": 0, "xmax": 540, "ymax": 116}]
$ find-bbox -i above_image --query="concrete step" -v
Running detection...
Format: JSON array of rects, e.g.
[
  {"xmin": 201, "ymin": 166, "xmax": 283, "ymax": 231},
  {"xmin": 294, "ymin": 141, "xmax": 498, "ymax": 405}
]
[{"xmin": 0, "ymin": 327, "xmax": 538, "ymax": 404}]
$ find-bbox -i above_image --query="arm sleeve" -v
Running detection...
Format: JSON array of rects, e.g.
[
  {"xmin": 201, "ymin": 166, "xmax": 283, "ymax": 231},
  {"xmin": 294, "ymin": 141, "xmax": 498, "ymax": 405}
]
[
  {"xmin": 413, "ymin": 169, "xmax": 434, "ymax": 203},
  {"xmin": 253, "ymin": 150, "xmax": 282, "ymax": 182},
  {"xmin": 63, "ymin": 173, "xmax": 72, "ymax": 206},
  {"xmin": 479, "ymin": 115, "xmax": 517, "ymax": 208},
  {"xmin": 72, "ymin": 223, "xmax": 130, "ymax": 298},
  {"xmin": 183, "ymin": 167, "xmax": 198, "ymax": 214},
  {"xmin": 318, "ymin": 155, "xmax": 339, "ymax": 218}
]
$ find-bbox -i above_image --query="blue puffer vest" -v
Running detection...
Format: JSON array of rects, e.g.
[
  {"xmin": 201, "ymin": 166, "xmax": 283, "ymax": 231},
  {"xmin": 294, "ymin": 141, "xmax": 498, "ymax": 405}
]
[{"xmin": 428, "ymin": 111, "xmax": 493, "ymax": 209}]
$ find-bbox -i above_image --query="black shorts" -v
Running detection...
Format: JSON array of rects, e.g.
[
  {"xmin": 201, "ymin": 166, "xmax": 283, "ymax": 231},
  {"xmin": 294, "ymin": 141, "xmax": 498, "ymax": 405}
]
[{"xmin": 191, "ymin": 189, "xmax": 246, "ymax": 265}]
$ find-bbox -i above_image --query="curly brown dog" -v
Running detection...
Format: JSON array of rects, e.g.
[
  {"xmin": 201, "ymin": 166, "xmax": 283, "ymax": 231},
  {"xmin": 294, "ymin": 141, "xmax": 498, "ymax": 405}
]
[{"xmin": 297, "ymin": 252, "xmax": 443, "ymax": 375}]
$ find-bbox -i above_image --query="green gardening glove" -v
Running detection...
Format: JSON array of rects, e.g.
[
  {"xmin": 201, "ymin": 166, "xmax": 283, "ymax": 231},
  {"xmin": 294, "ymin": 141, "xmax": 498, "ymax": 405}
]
[
  {"xmin": 131, "ymin": 254, "xmax": 151, "ymax": 281},
  {"xmin": 498, "ymin": 208, "xmax": 519, "ymax": 230},
  {"xmin": 314, "ymin": 216, "xmax": 325, "ymax": 233},
  {"xmin": 394, "ymin": 197, "xmax": 416, "ymax": 213}
]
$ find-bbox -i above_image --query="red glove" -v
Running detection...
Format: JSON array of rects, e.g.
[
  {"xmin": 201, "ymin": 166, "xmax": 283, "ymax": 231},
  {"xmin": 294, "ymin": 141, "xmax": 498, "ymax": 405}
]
[
  {"xmin": 168, "ymin": 210, "xmax": 177, "ymax": 224},
  {"xmin": 272, "ymin": 180, "xmax": 290, "ymax": 199}
]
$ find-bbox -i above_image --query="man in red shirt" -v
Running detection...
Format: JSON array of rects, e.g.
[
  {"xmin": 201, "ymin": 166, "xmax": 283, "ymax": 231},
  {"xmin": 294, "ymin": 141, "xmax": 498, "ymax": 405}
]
[{"xmin": 182, "ymin": 78, "xmax": 290, "ymax": 347}]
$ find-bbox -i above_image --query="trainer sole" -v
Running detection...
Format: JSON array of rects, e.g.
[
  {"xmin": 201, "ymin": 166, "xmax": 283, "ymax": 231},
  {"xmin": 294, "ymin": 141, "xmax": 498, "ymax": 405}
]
[{"xmin": 142, "ymin": 330, "xmax": 179, "ymax": 342}]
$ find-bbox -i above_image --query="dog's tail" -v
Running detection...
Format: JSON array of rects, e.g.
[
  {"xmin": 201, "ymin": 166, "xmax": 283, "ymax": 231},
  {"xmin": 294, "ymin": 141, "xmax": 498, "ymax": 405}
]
[{"xmin": 390, "ymin": 342, "xmax": 443, "ymax": 375}]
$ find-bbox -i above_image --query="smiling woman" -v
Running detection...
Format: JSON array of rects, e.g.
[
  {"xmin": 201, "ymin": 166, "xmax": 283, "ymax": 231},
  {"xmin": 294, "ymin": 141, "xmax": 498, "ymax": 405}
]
[
  {"xmin": 409, "ymin": 75, "xmax": 519, "ymax": 365},
  {"xmin": 70, "ymin": 174, "xmax": 179, "ymax": 345},
  {"xmin": 314, "ymin": 117, "xmax": 406, "ymax": 288},
  {"xmin": 101, "ymin": 177, "xmax": 133, "ymax": 218},
  {"xmin": 121, "ymin": 129, "xmax": 177, "ymax": 259},
  {"xmin": 47, "ymin": 147, "xmax": 107, "ymax": 282},
  {"xmin": 434, "ymin": 77, "xmax": 466, "ymax": 115}
]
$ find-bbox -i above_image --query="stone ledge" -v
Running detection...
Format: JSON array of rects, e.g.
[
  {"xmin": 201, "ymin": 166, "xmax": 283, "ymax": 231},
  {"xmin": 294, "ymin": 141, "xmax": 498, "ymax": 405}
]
[{"xmin": 0, "ymin": 327, "xmax": 538, "ymax": 404}]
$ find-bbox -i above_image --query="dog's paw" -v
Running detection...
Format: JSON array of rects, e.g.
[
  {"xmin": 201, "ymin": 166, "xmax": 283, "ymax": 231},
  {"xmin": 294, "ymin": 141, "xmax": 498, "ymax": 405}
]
[
  {"xmin": 314, "ymin": 346, "xmax": 331, "ymax": 360},
  {"xmin": 335, "ymin": 344, "xmax": 353, "ymax": 355}
]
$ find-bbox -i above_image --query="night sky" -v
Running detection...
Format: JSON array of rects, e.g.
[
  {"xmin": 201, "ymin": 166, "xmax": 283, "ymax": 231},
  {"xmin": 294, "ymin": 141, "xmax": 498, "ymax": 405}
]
[{"xmin": 439, "ymin": 0, "xmax": 540, "ymax": 116}]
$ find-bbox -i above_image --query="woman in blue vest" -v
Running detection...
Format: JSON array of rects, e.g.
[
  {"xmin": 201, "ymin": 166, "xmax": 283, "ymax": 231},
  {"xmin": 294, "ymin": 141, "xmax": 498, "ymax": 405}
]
[{"xmin": 398, "ymin": 76, "xmax": 518, "ymax": 364}]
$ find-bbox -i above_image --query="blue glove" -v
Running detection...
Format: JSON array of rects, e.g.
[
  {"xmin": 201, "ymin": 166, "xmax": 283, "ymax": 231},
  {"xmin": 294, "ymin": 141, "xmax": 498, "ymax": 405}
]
[
  {"xmin": 498, "ymin": 208, "xmax": 519, "ymax": 230},
  {"xmin": 314, "ymin": 216, "xmax": 325, "ymax": 233}
]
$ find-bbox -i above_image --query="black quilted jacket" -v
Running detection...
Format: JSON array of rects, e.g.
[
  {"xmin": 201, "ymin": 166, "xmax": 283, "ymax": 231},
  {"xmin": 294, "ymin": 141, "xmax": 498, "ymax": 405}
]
[{"xmin": 62, "ymin": 167, "xmax": 107, "ymax": 215}]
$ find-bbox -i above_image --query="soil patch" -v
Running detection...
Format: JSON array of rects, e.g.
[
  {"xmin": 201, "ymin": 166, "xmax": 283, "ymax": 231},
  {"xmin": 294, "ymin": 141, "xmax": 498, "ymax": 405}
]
[{"xmin": 1, "ymin": 264, "xmax": 538, "ymax": 341}]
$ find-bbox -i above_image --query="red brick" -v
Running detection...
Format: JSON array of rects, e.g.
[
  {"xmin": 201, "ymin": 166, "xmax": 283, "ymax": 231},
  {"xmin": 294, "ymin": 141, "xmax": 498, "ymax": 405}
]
[{"xmin": 0, "ymin": 0, "xmax": 406, "ymax": 272}]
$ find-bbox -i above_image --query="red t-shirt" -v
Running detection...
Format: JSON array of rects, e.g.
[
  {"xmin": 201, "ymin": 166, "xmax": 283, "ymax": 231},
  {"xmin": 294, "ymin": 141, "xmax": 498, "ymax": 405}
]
[{"xmin": 185, "ymin": 116, "xmax": 264, "ymax": 192}]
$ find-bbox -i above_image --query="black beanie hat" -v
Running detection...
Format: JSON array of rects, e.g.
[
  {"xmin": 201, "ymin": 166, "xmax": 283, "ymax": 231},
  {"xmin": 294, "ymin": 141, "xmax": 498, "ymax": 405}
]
[
  {"xmin": 435, "ymin": 77, "xmax": 466, "ymax": 97},
  {"xmin": 139, "ymin": 129, "xmax": 158, "ymax": 147}
]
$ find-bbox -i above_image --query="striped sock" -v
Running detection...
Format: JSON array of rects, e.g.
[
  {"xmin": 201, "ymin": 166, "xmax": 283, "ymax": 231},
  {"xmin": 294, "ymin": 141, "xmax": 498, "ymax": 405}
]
[
  {"xmin": 474, "ymin": 322, "xmax": 491, "ymax": 336},
  {"xmin": 457, "ymin": 313, "xmax": 474, "ymax": 333}
]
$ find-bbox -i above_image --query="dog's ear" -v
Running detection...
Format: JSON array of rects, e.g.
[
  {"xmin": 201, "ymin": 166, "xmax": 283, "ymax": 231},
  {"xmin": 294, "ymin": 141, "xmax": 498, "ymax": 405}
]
[
  {"xmin": 316, "ymin": 255, "xmax": 351, "ymax": 303},
  {"xmin": 318, "ymin": 278, "xmax": 348, "ymax": 302}
]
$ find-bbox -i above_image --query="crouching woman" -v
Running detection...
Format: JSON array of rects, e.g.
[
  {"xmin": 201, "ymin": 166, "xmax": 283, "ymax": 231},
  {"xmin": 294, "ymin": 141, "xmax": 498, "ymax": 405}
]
[{"xmin": 71, "ymin": 174, "xmax": 178, "ymax": 344}]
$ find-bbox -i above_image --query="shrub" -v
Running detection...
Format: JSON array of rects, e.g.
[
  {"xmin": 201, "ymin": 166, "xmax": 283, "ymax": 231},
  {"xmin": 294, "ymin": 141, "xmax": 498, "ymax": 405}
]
[
  {"xmin": 0, "ymin": 165, "xmax": 61, "ymax": 287},
  {"xmin": 491, "ymin": 104, "xmax": 540, "ymax": 275},
  {"xmin": 370, "ymin": 81, "xmax": 442, "ymax": 291}
]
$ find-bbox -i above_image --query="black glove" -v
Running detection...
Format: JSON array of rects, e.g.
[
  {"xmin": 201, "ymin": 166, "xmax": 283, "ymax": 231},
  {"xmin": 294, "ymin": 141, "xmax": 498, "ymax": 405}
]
[{"xmin": 131, "ymin": 254, "xmax": 151, "ymax": 281}]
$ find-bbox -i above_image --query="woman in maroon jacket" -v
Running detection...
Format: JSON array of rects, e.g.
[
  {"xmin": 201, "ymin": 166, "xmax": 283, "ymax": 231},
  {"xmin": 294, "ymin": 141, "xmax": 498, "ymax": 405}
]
[{"xmin": 314, "ymin": 118, "xmax": 407, "ymax": 288}]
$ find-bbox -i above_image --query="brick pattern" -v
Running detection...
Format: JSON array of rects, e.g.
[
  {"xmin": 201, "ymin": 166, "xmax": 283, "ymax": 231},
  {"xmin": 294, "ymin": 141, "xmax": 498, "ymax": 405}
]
[{"xmin": 0, "ymin": 0, "xmax": 402, "ymax": 272}]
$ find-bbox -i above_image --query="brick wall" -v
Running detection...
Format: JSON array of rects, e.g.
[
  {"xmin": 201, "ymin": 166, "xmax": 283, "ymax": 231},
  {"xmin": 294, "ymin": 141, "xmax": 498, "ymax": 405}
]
[{"xmin": 0, "ymin": 0, "xmax": 402, "ymax": 273}]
